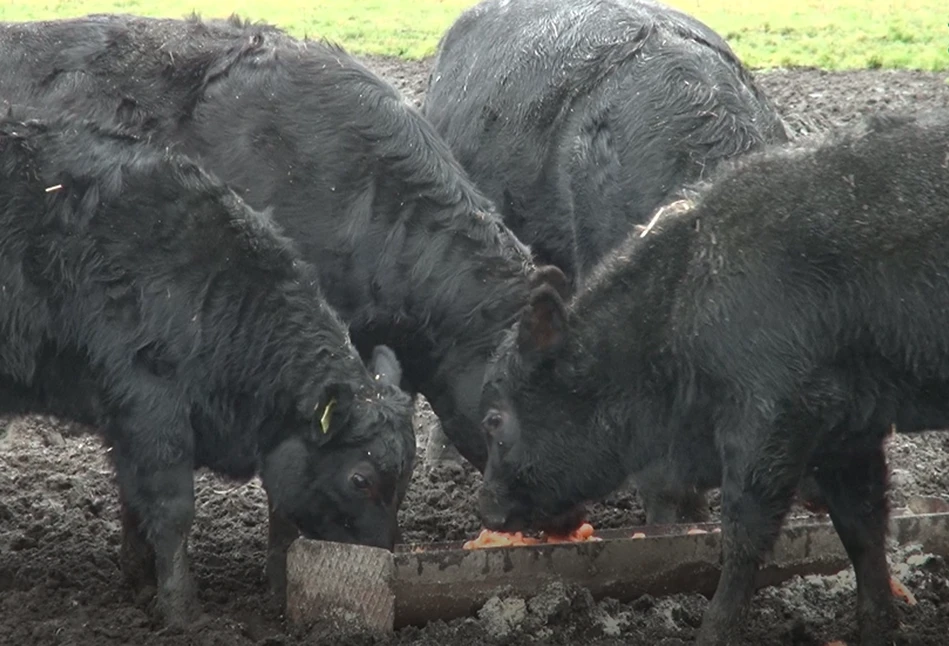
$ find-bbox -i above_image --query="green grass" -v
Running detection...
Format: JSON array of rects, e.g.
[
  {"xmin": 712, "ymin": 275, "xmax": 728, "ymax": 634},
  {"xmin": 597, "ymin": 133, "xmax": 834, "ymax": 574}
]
[
  {"xmin": 669, "ymin": 0, "xmax": 949, "ymax": 71},
  {"xmin": 2, "ymin": 0, "xmax": 947, "ymax": 70}
]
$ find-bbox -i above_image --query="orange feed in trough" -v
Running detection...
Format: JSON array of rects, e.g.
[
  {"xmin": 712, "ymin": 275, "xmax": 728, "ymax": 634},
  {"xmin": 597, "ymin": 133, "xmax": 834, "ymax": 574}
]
[{"xmin": 462, "ymin": 522, "xmax": 599, "ymax": 549}]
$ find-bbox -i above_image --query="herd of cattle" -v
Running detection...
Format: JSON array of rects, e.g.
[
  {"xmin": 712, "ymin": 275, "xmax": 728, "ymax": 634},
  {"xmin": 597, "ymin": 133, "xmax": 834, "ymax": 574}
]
[{"xmin": 0, "ymin": 0, "xmax": 945, "ymax": 644}]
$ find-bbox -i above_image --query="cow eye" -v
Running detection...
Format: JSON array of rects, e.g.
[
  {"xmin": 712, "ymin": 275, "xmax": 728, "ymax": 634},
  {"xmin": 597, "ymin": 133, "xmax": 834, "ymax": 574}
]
[{"xmin": 351, "ymin": 473, "xmax": 370, "ymax": 489}]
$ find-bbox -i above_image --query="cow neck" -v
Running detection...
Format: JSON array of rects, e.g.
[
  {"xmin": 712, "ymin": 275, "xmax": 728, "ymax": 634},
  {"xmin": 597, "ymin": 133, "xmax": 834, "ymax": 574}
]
[
  {"xmin": 385, "ymin": 196, "xmax": 534, "ymax": 373},
  {"xmin": 565, "ymin": 206, "xmax": 705, "ymax": 470}
]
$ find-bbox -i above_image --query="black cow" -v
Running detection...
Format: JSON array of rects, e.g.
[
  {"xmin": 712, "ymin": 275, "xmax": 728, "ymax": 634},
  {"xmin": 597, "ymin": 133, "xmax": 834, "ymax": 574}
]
[
  {"xmin": 478, "ymin": 111, "xmax": 949, "ymax": 646},
  {"xmin": 423, "ymin": 0, "xmax": 789, "ymax": 286},
  {"xmin": 0, "ymin": 13, "xmax": 546, "ymax": 474},
  {"xmin": 423, "ymin": 0, "xmax": 790, "ymax": 523},
  {"xmin": 0, "ymin": 109, "xmax": 415, "ymax": 627}
]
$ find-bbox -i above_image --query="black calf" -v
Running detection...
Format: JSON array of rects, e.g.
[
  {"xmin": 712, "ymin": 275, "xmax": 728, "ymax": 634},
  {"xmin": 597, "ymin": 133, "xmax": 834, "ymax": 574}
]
[
  {"xmin": 0, "ymin": 109, "xmax": 415, "ymax": 626},
  {"xmin": 479, "ymin": 111, "xmax": 949, "ymax": 645}
]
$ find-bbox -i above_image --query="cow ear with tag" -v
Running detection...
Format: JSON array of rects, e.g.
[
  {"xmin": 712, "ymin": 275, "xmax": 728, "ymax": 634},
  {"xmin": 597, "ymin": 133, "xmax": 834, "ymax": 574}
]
[{"xmin": 313, "ymin": 382, "xmax": 355, "ymax": 444}]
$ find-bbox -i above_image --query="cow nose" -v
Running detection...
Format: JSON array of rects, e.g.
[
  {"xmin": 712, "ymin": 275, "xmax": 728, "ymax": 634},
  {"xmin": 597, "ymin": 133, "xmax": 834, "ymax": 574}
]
[
  {"xmin": 479, "ymin": 494, "xmax": 511, "ymax": 530},
  {"xmin": 481, "ymin": 509, "xmax": 509, "ymax": 529}
]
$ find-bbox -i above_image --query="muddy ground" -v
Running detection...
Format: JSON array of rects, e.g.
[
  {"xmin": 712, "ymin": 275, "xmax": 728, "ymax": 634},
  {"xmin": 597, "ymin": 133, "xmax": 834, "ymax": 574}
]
[{"xmin": 2, "ymin": 60, "xmax": 949, "ymax": 646}]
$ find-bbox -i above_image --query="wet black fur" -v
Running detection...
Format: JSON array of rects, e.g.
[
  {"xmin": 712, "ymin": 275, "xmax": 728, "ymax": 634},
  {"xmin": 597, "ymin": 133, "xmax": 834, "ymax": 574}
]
[
  {"xmin": 0, "ymin": 12, "xmax": 542, "ymax": 471},
  {"xmin": 0, "ymin": 108, "xmax": 415, "ymax": 624},
  {"xmin": 480, "ymin": 110, "xmax": 949, "ymax": 645},
  {"xmin": 423, "ymin": 0, "xmax": 789, "ymax": 286}
]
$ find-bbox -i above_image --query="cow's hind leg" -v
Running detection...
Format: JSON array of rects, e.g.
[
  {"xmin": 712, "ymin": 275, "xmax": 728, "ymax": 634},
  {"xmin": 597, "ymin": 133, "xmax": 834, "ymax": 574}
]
[
  {"xmin": 106, "ymin": 397, "xmax": 199, "ymax": 628},
  {"xmin": 810, "ymin": 441, "xmax": 896, "ymax": 646}
]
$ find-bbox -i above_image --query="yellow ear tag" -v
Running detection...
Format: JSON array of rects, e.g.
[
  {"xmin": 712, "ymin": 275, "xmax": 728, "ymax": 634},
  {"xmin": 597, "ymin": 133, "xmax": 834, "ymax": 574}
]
[{"xmin": 320, "ymin": 397, "xmax": 336, "ymax": 434}]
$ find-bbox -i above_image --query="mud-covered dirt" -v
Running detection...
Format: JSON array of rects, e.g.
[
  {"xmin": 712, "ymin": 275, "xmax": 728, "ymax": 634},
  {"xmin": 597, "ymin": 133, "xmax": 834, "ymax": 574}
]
[{"xmin": 2, "ymin": 59, "xmax": 949, "ymax": 646}]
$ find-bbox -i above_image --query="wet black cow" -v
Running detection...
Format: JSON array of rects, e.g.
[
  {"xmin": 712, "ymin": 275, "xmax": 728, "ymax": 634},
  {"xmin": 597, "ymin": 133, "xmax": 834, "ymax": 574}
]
[
  {"xmin": 423, "ymin": 0, "xmax": 789, "ymax": 287},
  {"xmin": 478, "ymin": 112, "xmax": 949, "ymax": 646},
  {"xmin": 0, "ymin": 13, "xmax": 544, "ymax": 473},
  {"xmin": 423, "ymin": 0, "xmax": 790, "ymax": 523},
  {"xmin": 0, "ymin": 110, "xmax": 415, "ymax": 627}
]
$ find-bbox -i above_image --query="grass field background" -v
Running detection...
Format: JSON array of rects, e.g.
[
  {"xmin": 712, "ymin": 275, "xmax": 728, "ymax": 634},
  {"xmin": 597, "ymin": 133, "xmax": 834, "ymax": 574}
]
[{"xmin": 2, "ymin": 0, "xmax": 947, "ymax": 70}]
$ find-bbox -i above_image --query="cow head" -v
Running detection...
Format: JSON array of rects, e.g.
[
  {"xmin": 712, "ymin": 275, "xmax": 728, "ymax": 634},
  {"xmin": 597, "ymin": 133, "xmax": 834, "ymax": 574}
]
[
  {"xmin": 423, "ymin": 261, "xmax": 573, "ymax": 475},
  {"xmin": 261, "ymin": 345, "xmax": 415, "ymax": 550},
  {"xmin": 477, "ymin": 265, "xmax": 602, "ymax": 535}
]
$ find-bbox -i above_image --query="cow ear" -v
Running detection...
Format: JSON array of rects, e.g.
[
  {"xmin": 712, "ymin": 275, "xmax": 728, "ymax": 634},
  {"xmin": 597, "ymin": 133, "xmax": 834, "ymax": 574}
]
[
  {"xmin": 517, "ymin": 284, "xmax": 568, "ymax": 358},
  {"xmin": 529, "ymin": 264, "xmax": 572, "ymax": 302},
  {"xmin": 314, "ymin": 382, "xmax": 355, "ymax": 444},
  {"xmin": 369, "ymin": 345, "xmax": 403, "ymax": 388}
]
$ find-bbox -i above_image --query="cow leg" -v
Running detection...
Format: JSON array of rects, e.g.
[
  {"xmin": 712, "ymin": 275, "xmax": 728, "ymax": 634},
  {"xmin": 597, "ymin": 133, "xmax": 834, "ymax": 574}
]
[
  {"xmin": 798, "ymin": 471, "xmax": 830, "ymax": 513},
  {"xmin": 117, "ymin": 459, "xmax": 198, "ymax": 627},
  {"xmin": 675, "ymin": 489, "xmax": 711, "ymax": 524},
  {"xmin": 632, "ymin": 460, "xmax": 711, "ymax": 526},
  {"xmin": 810, "ymin": 443, "xmax": 895, "ymax": 646},
  {"xmin": 265, "ymin": 490, "xmax": 299, "ymax": 605},
  {"xmin": 696, "ymin": 414, "xmax": 808, "ymax": 646},
  {"xmin": 639, "ymin": 482, "xmax": 710, "ymax": 525},
  {"xmin": 118, "ymin": 490, "xmax": 157, "ymax": 591},
  {"xmin": 107, "ymin": 404, "xmax": 198, "ymax": 628}
]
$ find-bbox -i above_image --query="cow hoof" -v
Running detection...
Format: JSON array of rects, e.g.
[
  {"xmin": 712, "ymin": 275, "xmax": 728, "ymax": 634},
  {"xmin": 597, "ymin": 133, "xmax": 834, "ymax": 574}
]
[
  {"xmin": 132, "ymin": 584, "xmax": 158, "ymax": 610},
  {"xmin": 154, "ymin": 575, "xmax": 201, "ymax": 629},
  {"xmin": 154, "ymin": 600, "xmax": 203, "ymax": 630},
  {"xmin": 152, "ymin": 611, "xmax": 213, "ymax": 635},
  {"xmin": 694, "ymin": 614, "xmax": 738, "ymax": 646},
  {"xmin": 119, "ymin": 539, "xmax": 157, "ymax": 591}
]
